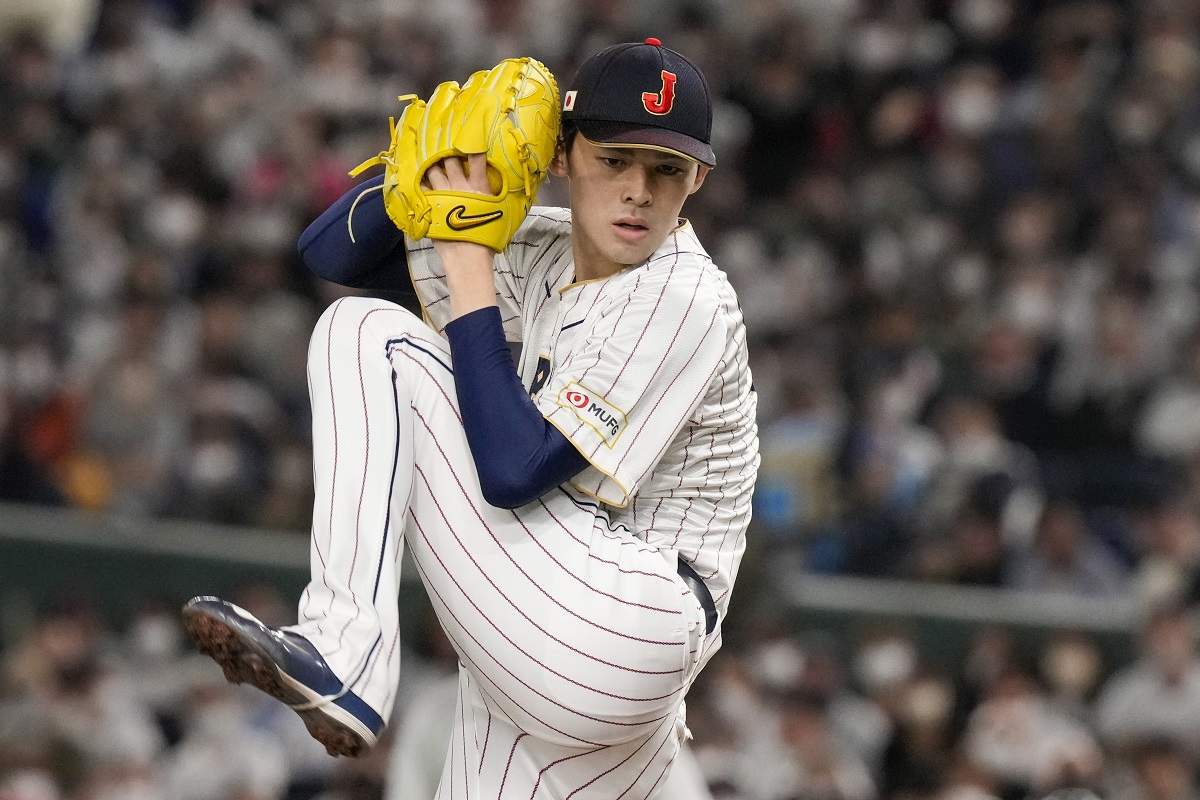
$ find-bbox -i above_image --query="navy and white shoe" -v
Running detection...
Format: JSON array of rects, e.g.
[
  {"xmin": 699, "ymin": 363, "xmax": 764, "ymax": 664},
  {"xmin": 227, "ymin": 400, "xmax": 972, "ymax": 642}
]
[{"xmin": 181, "ymin": 596, "xmax": 384, "ymax": 757}]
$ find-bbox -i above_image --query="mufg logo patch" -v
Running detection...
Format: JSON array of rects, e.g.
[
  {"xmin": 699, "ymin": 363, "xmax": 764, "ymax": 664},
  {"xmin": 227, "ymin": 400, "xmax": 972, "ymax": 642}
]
[{"xmin": 559, "ymin": 382, "xmax": 626, "ymax": 446}]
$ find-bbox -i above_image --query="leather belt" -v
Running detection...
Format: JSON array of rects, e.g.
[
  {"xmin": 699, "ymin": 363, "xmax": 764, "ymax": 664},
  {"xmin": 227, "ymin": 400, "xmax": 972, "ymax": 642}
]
[{"xmin": 676, "ymin": 556, "xmax": 717, "ymax": 636}]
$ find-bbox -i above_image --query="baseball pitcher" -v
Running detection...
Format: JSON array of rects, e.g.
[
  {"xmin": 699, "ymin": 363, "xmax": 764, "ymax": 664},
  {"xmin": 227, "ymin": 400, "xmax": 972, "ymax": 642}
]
[{"xmin": 183, "ymin": 39, "xmax": 758, "ymax": 798}]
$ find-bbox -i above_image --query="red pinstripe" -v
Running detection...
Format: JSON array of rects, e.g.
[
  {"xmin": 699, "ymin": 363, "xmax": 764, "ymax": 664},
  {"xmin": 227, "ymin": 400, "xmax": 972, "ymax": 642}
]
[
  {"xmin": 557, "ymin": 281, "xmax": 592, "ymax": 328},
  {"xmin": 313, "ymin": 300, "xmax": 342, "ymax": 629},
  {"xmin": 565, "ymin": 717, "xmax": 674, "ymax": 799},
  {"xmin": 299, "ymin": 367, "xmax": 324, "ymax": 633},
  {"xmin": 381, "ymin": 623, "xmax": 401, "ymax": 713},
  {"xmin": 622, "ymin": 325, "xmax": 726, "ymax": 494},
  {"xmin": 575, "ymin": 269, "xmax": 649, "ymax": 386},
  {"xmin": 692, "ymin": 359, "xmax": 731, "ymax": 570},
  {"xmin": 698, "ymin": 457, "xmax": 755, "ymax": 579},
  {"xmin": 670, "ymin": 499, "xmax": 694, "ymax": 550},
  {"xmin": 600, "ymin": 259, "xmax": 678, "ymax": 395},
  {"xmin": 528, "ymin": 744, "xmax": 609, "ymax": 798},
  {"xmin": 346, "ymin": 627, "xmax": 387, "ymax": 696},
  {"xmin": 500, "ymin": 504, "xmax": 679, "ymax": 615},
  {"xmin": 613, "ymin": 724, "xmax": 674, "ymax": 800},
  {"xmin": 459, "ymin": 672, "xmax": 468, "ymax": 800},
  {"xmin": 407, "ymin": 508, "xmax": 684, "ymax": 703},
  {"xmin": 638, "ymin": 752, "xmax": 676, "ymax": 800},
  {"xmin": 480, "ymin": 709, "xmax": 492, "ymax": 774},
  {"xmin": 412, "ymin": 554, "xmax": 607, "ymax": 747},
  {"xmin": 603, "ymin": 262, "xmax": 701, "ymax": 403},
  {"xmin": 608, "ymin": 306, "xmax": 721, "ymax": 471},
  {"xmin": 532, "ymin": 259, "xmax": 574, "ymax": 320},
  {"xmin": 665, "ymin": 419, "xmax": 704, "ymax": 553},
  {"xmin": 409, "ymin": 458, "xmax": 682, "ymax": 670},
  {"xmin": 699, "ymin": 627, "xmax": 723, "ymax": 666},
  {"xmin": 702, "ymin": 513, "xmax": 750, "ymax": 582},
  {"xmin": 468, "ymin": 676, "xmax": 514, "ymax": 766},
  {"xmin": 535, "ymin": 499, "xmax": 674, "ymax": 583},
  {"xmin": 329, "ymin": 306, "xmax": 388, "ymax": 652},
  {"xmin": 386, "ymin": 335, "xmax": 681, "ymax": 609},
  {"xmin": 469, "ymin": 676, "xmax": 480, "ymax": 753},
  {"xmin": 649, "ymin": 497, "xmax": 664, "ymax": 533},
  {"xmin": 326, "ymin": 308, "xmax": 452, "ymax": 656},
  {"xmin": 498, "ymin": 733, "xmax": 529, "ymax": 800},
  {"xmin": 699, "ymin": 366, "xmax": 754, "ymax": 582},
  {"xmin": 405, "ymin": 401, "xmax": 683, "ymax": 638}
]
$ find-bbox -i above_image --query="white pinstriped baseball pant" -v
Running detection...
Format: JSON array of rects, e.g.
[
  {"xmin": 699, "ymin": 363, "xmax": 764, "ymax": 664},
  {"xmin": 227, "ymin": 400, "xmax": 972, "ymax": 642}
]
[{"xmin": 292, "ymin": 297, "xmax": 707, "ymax": 798}]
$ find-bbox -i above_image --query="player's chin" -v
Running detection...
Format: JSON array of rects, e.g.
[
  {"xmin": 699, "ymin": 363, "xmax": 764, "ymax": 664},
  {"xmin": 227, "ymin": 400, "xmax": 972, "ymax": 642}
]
[
  {"xmin": 605, "ymin": 236, "xmax": 662, "ymax": 267},
  {"xmin": 610, "ymin": 248, "xmax": 656, "ymax": 268}
]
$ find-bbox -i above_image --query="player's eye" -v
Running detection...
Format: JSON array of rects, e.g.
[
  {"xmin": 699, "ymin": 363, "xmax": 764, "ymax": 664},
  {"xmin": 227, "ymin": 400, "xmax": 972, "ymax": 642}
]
[
  {"xmin": 600, "ymin": 157, "xmax": 625, "ymax": 169},
  {"xmin": 657, "ymin": 164, "xmax": 684, "ymax": 176}
]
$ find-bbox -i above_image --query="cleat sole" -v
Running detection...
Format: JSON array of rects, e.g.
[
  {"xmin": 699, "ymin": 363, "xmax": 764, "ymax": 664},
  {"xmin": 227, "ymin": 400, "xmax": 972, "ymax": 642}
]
[{"xmin": 182, "ymin": 604, "xmax": 368, "ymax": 757}]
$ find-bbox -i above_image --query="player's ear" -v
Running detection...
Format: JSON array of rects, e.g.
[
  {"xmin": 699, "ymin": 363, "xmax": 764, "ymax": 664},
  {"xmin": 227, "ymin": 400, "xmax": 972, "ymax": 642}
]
[
  {"xmin": 687, "ymin": 165, "xmax": 710, "ymax": 195},
  {"xmin": 550, "ymin": 142, "xmax": 569, "ymax": 178}
]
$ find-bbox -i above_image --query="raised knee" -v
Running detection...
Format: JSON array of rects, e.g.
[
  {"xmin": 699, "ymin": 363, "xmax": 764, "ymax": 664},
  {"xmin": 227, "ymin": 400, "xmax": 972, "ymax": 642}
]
[
  {"xmin": 313, "ymin": 297, "xmax": 422, "ymax": 345},
  {"xmin": 319, "ymin": 295, "xmax": 409, "ymax": 324}
]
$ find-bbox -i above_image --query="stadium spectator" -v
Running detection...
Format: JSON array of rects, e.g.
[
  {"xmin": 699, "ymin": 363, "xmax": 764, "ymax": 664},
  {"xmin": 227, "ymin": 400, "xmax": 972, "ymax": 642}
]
[
  {"xmin": 1096, "ymin": 603, "xmax": 1200, "ymax": 759},
  {"xmin": 1008, "ymin": 499, "xmax": 1128, "ymax": 596},
  {"xmin": 962, "ymin": 667, "xmax": 1103, "ymax": 798}
]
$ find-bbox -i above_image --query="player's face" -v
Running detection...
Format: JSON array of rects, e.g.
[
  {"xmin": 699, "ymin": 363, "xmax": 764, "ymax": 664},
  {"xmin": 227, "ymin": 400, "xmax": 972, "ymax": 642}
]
[{"xmin": 554, "ymin": 137, "xmax": 708, "ymax": 275}]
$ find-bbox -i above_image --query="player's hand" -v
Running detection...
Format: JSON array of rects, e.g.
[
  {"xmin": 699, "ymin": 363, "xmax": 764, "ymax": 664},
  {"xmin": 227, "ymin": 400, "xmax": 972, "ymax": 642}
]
[
  {"xmin": 425, "ymin": 154, "xmax": 501, "ymax": 319},
  {"xmin": 424, "ymin": 153, "xmax": 491, "ymax": 194},
  {"xmin": 424, "ymin": 154, "xmax": 496, "ymax": 265}
]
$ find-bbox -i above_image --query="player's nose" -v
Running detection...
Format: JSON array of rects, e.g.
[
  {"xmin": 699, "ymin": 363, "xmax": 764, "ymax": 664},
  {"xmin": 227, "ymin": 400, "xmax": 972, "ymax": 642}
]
[{"xmin": 621, "ymin": 167, "xmax": 653, "ymax": 207}]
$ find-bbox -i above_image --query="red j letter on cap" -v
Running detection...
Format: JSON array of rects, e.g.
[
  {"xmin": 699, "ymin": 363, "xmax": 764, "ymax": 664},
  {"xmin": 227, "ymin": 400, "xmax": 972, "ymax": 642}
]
[{"xmin": 642, "ymin": 70, "xmax": 677, "ymax": 115}]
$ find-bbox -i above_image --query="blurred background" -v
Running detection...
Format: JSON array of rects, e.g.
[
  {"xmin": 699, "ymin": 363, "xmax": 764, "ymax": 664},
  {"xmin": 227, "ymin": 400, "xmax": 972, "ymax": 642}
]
[{"xmin": 3, "ymin": 0, "xmax": 1200, "ymax": 798}]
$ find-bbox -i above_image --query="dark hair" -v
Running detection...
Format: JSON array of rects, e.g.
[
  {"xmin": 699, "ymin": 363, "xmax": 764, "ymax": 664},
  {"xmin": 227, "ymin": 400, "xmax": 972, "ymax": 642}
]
[{"xmin": 559, "ymin": 120, "xmax": 579, "ymax": 152}]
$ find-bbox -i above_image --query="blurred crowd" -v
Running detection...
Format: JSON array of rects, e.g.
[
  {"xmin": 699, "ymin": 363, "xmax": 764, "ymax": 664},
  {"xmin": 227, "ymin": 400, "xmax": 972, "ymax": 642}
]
[
  {"xmin": 2, "ymin": 0, "xmax": 1200, "ymax": 606},
  {"xmin": 686, "ymin": 601, "xmax": 1200, "ymax": 800},
  {"xmin": 2, "ymin": 0, "xmax": 1200, "ymax": 602},
  {"xmin": 4, "ymin": 588, "xmax": 1200, "ymax": 800},
  {"xmin": 0, "ymin": 588, "xmax": 440, "ymax": 800},
  {"xmin": 6, "ymin": 0, "xmax": 1200, "ymax": 797}
]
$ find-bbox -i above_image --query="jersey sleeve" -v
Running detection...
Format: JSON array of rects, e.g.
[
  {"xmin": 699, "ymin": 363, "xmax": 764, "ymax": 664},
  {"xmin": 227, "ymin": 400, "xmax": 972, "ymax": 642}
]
[
  {"xmin": 403, "ymin": 206, "xmax": 570, "ymax": 341},
  {"xmin": 533, "ymin": 266, "xmax": 728, "ymax": 507}
]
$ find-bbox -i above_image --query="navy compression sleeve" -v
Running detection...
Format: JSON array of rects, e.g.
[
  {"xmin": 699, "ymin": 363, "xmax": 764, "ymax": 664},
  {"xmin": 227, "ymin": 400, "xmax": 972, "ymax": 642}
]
[
  {"xmin": 444, "ymin": 306, "xmax": 589, "ymax": 508},
  {"xmin": 297, "ymin": 175, "xmax": 414, "ymax": 291}
]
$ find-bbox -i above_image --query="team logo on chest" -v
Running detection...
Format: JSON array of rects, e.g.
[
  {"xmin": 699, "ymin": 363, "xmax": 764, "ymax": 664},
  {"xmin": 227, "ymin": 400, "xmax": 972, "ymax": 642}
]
[
  {"xmin": 642, "ymin": 70, "xmax": 677, "ymax": 115},
  {"xmin": 558, "ymin": 381, "xmax": 627, "ymax": 446}
]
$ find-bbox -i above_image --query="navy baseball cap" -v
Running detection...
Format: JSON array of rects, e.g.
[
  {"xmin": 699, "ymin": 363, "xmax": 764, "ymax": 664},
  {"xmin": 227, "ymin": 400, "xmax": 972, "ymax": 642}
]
[{"xmin": 562, "ymin": 38, "xmax": 716, "ymax": 167}]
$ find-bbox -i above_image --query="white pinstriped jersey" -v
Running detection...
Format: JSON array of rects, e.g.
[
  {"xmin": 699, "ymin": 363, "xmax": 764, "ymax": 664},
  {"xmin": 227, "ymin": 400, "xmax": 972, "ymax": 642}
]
[{"xmin": 405, "ymin": 207, "xmax": 759, "ymax": 627}]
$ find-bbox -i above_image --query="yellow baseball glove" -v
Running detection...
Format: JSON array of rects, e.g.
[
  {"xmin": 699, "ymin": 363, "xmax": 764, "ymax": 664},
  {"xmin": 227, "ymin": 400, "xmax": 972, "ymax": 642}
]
[{"xmin": 348, "ymin": 57, "xmax": 560, "ymax": 252}]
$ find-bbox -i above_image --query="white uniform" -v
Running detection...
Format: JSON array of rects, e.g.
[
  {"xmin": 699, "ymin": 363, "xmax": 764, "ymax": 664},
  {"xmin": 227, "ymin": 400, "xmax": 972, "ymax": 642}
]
[{"xmin": 294, "ymin": 207, "xmax": 758, "ymax": 798}]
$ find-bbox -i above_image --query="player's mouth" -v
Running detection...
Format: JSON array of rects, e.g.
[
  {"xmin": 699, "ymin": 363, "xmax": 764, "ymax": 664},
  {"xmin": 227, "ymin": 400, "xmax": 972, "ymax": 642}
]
[{"xmin": 613, "ymin": 217, "xmax": 651, "ymax": 242}]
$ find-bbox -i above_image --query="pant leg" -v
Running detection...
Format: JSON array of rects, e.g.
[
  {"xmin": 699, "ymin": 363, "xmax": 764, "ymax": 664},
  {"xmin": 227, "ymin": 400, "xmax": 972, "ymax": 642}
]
[
  {"xmin": 293, "ymin": 296, "xmax": 413, "ymax": 719},
  {"xmin": 438, "ymin": 670, "xmax": 693, "ymax": 799},
  {"xmin": 295, "ymin": 296, "xmax": 706, "ymax": 748}
]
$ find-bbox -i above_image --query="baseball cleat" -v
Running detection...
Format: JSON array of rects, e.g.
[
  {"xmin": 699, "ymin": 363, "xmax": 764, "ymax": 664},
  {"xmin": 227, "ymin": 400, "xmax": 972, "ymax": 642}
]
[{"xmin": 181, "ymin": 596, "xmax": 383, "ymax": 757}]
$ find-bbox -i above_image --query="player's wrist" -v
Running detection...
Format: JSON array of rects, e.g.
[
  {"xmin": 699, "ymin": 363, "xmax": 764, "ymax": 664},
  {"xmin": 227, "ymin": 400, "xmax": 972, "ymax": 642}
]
[{"xmin": 441, "ymin": 243, "xmax": 499, "ymax": 319}]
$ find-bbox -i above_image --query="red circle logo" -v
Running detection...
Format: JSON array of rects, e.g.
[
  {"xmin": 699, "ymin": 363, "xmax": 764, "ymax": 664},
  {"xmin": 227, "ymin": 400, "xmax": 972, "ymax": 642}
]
[{"xmin": 566, "ymin": 390, "xmax": 589, "ymax": 408}]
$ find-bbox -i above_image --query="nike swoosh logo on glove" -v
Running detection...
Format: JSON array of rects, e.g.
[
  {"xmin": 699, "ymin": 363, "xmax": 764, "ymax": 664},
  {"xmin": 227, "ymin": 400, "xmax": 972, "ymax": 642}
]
[{"xmin": 445, "ymin": 205, "xmax": 503, "ymax": 231}]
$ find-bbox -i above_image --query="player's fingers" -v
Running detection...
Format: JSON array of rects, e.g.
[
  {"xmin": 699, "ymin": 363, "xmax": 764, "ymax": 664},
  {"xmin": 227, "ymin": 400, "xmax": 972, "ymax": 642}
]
[
  {"xmin": 425, "ymin": 163, "xmax": 448, "ymax": 191},
  {"xmin": 465, "ymin": 153, "xmax": 491, "ymax": 193},
  {"xmin": 443, "ymin": 156, "xmax": 468, "ymax": 188}
]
